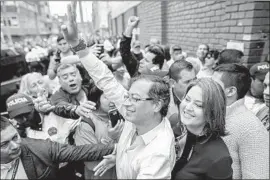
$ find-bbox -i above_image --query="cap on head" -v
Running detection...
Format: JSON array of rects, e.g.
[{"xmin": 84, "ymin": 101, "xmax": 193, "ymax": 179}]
[
  {"xmin": 6, "ymin": 93, "xmax": 34, "ymax": 119},
  {"xmin": 250, "ymin": 62, "xmax": 269, "ymax": 81}
]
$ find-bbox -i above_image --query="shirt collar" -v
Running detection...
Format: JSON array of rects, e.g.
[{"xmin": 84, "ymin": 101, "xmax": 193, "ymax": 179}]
[
  {"xmin": 0, "ymin": 158, "xmax": 18, "ymax": 170},
  {"xmin": 140, "ymin": 118, "xmax": 166, "ymax": 145},
  {"xmin": 226, "ymin": 98, "xmax": 245, "ymax": 117}
]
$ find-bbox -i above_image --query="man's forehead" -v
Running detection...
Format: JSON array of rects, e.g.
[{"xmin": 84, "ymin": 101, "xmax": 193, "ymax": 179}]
[
  {"xmin": 198, "ymin": 44, "xmax": 207, "ymax": 49},
  {"xmin": 58, "ymin": 39, "xmax": 67, "ymax": 44},
  {"xmin": 60, "ymin": 67, "xmax": 77, "ymax": 75},
  {"xmin": 1, "ymin": 125, "xmax": 17, "ymax": 142},
  {"xmin": 130, "ymin": 80, "xmax": 153, "ymax": 95}
]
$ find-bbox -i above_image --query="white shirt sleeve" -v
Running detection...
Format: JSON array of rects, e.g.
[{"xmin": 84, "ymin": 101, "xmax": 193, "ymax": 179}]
[{"xmin": 78, "ymin": 49, "xmax": 127, "ymax": 116}]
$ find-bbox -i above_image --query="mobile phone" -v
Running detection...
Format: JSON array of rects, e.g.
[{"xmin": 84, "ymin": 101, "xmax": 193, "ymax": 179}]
[
  {"xmin": 55, "ymin": 50, "xmax": 61, "ymax": 63},
  {"xmin": 108, "ymin": 108, "xmax": 124, "ymax": 127},
  {"xmin": 97, "ymin": 44, "xmax": 104, "ymax": 57}
]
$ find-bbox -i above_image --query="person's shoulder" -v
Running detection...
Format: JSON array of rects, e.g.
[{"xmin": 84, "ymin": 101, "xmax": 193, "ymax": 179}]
[
  {"xmin": 228, "ymin": 104, "xmax": 264, "ymax": 127},
  {"xmin": 198, "ymin": 137, "xmax": 231, "ymax": 162},
  {"xmin": 21, "ymin": 138, "xmax": 52, "ymax": 150}
]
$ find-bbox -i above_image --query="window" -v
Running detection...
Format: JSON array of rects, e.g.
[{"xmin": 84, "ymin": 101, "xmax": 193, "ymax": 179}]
[
  {"xmin": 10, "ymin": 17, "xmax": 18, "ymax": 26},
  {"xmin": 1, "ymin": 17, "xmax": 19, "ymax": 27}
]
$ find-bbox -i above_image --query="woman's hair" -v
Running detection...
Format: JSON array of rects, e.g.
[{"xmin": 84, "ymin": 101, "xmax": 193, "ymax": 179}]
[
  {"xmin": 19, "ymin": 72, "xmax": 48, "ymax": 97},
  {"xmin": 87, "ymin": 83, "xmax": 103, "ymax": 110},
  {"xmin": 184, "ymin": 78, "xmax": 227, "ymax": 137}
]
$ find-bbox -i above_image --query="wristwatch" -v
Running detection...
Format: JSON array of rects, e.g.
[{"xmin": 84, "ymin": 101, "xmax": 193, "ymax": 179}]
[{"xmin": 71, "ymin": 38, "xmax": 87, "ymax": 53}]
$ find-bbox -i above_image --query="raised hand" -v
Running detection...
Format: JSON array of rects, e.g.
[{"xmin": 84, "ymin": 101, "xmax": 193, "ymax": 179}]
[
  {"xmin": 61, "ymin": 1, "xmax": 79, "ymax": 47},
  {"xmin": 35, "ymin": 100, "xmax": 55, "ymax": 114},
  {"xmin": 127, "ymin": 16, "xmax": 140, "ymax": 28},
  {"xmin": 33, "ymin": 92, "xmax": 55, "ymax": 114},
  {"xmin": 124, "ymin": 16, "xmax": 140, "ymax": 37},
  {"xmin": 107, "ymin": 119, "xmax": 124, "ymax": 140},
  {"xmin": 75, "ymin": 100, "xmax": 96, "ymax": 118},
  {"xmin": 89, "ymin": 44, "xmax": 102, "ymax": 57}
]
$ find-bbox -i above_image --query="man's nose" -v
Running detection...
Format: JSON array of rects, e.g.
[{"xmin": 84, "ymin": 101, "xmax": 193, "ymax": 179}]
[
  {"xmin": 264, "ymin": 86, "xmax": 269, "ymax": 96},
  {"xmin": 68, "ymin": 76, "xmax": 75, "ymax": 82},
  {"xmin": 10, "ymin": 141, "xmax": 19, "ymax": 150},
  {"xmin": 123, "ymin": 97, "xmax": 132, "ymax": 106}
]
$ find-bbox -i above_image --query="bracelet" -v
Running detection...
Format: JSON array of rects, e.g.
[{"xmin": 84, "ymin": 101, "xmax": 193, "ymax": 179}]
[{"xmin": 71, "ymin": 39, "xmax": 87, "ymax": 53}]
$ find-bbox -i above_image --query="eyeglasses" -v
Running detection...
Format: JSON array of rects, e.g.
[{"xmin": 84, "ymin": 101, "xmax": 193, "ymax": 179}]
[{"xmin": 123, "ymin": 94, "xmax": 153, "ymax": 103}]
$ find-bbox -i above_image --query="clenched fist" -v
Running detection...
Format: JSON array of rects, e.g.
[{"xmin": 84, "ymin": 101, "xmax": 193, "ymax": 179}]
[{"xmin": 127, "ymin": 16, "xmax": 140, "ymax": 28}]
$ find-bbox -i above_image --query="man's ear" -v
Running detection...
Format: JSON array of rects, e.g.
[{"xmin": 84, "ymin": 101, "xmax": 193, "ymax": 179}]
[
  {"xmin": 225, "ymin": 86, "xmax": 237, "ymax": 97},
  {"xmin": 153, "ymin": 100, "xmax": 163, "ymax": 114}
]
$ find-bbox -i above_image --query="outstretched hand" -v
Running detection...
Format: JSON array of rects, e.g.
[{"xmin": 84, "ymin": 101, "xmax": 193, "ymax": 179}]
[
  {"xmin": 61, "ymin": 1, "xmax": 79, "ymax": 47},
  {"xmin": 93, "ymin": 147, "xmax": 117, "ymax": 176}
]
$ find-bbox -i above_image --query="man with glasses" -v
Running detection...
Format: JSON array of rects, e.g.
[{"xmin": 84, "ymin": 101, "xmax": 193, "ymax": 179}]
[
  {"xmin": 60, "ymin": 2, "xmax": 175, "ymax": 178},
  {"xmin": 120, "ymin": 16, "xmax": 169, "ymax": 78}
]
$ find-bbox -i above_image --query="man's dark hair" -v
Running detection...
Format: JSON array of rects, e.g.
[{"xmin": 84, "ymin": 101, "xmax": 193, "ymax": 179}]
[
  {"xmin": 163, "ymin": 45, "xmax": 171, "ymax": 61},
  {"xmin": 218, "ymin": 49, "xmax": 244, "ymax": 65},
  {"xmin": 57, "ymin": 34, "xmax": 65, "ymax": 43},
  {"xmin": 148, "ymin": 44, "xmax": 165, "ymax": 69},
  {"xmin": 1, "ymin": 116, "xmax": 12, "ymax": 131},
  {"xmin": 169, "ymin": 60, "xmax": 194, "ymax": 82},
  {"xmin": 214, "ymin": 63, "xmax": 251, "ymax": 100},
  {"xmin": 131, "ymin": 75, "xmax": 170, "ymax": 117}
]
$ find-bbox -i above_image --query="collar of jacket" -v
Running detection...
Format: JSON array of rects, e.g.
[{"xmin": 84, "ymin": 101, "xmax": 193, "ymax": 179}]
[
  {"xmin": 59, "ymin": 87, "xmax": 87, "ymax": 104},
  {"xmin": 20, "ymin": 145, "xmax": 37, "ymax": 179}
]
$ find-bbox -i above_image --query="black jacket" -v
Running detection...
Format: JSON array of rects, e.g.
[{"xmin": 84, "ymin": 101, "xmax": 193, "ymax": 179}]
[
  {"xmin": 172, "ymin": 128, "xmax": 233, "ymax": 180},
  {"xmin": 19, "ymin": 138, "xmax": 113, "ymax": 179}
]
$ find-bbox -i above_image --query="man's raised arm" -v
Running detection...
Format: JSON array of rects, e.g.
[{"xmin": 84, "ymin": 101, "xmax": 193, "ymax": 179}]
[{"xmin": 60, "ymin": 1, "xmax": 127, "ymax": 113}]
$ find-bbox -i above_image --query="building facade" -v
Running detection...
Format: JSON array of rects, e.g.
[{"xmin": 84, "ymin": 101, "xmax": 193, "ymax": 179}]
[
  {"xmin": 109, "ymin": 1, "xmax": 269, "ymax": 66},
  {"xmin": 1, "ymin": 1, "xmax": 57, "ymax": 43}
]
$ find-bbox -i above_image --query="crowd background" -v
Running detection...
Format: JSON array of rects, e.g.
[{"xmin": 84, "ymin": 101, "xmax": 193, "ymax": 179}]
[{"xmin": 0, "ymin": 1, "xmax": 269, "ymax": 180}]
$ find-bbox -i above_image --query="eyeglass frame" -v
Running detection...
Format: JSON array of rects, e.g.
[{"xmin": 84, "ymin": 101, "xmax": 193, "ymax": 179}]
[{"xmin": 123, "ymin": 93, "xmax": 154, "ymax": 103}]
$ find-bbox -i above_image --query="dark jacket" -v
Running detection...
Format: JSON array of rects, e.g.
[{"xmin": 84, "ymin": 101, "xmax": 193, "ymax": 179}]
[
  {"xmin": 120, "ymin": 35, "xmax": 169, "ymax": 78},
  {"xmin": 172, "ymin": 128, "xmax": 233, "ymax": 180},
  {"xmin": 51, "ymin": 87, "xmax": 89, "ymax": 119},
  {"xmin": 120, "ymin": 35, "xmax": 140, "ymax": 78},
  {"xmin": 20, "ymin": 138, "xmax": 113, "ymax": 179}
]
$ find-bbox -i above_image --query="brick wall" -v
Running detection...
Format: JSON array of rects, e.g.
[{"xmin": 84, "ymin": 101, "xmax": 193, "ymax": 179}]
[
  {"xmin": 111, "ymin": 1, "xmax": 269, "ymax": 66},
  {"xmin": 137, "ymin": 1, "xmax": 163, "ymax": 45}
]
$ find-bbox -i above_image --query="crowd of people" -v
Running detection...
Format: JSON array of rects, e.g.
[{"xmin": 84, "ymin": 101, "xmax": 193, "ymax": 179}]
[{"xmin": 1, "ymin": 2, "xmax": 269, "ymax": 180}]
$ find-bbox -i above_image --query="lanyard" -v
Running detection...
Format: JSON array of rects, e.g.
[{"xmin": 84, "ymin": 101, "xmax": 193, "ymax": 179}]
[{"xmin": 11, "ymin": 158, "xmax": 19, "ymax": 180}]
